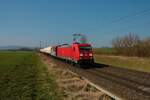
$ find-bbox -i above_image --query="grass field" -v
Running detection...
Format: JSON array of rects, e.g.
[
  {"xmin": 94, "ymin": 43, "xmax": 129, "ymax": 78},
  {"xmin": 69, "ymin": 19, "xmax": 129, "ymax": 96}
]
[
  {"xmin": 93, "ymin": 48, "xmax": 116, "ymax": 55},
  {"xmin": 0, "ymin": 51, "xmax": 61, "ymax": 100},
  {"xmin": 94, "ymin": 54, "xmax": 150, "ymax": 73}
]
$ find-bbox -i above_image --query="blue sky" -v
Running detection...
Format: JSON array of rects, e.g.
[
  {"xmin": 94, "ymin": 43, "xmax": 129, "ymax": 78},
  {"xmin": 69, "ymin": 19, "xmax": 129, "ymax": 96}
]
[{"xmin": 0, "ymin": 0, "xmax": 150, "ymax": 47}]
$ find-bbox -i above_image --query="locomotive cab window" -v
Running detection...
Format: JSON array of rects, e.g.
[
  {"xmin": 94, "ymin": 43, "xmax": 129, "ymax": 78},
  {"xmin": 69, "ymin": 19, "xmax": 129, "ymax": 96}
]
[{"xmin": 79, "ymin": 46, "xmax": 92, "ymax": 51}]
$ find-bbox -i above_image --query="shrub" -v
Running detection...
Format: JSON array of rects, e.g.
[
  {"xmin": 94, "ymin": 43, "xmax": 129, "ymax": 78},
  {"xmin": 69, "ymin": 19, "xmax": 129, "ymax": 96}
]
[{"xmin": 112, "ymin": 33, "xmax": 150, "ymax": 57}]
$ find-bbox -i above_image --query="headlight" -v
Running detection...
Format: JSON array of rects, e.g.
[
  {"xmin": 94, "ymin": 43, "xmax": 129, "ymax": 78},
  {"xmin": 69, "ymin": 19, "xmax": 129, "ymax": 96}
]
[
  {"xmin": 80, "ymin": 54, "xmax": 83, "ymax": 56},
  {"xmin": 89, "ymin": 53, "xmax": 93, "ymax": 56}
]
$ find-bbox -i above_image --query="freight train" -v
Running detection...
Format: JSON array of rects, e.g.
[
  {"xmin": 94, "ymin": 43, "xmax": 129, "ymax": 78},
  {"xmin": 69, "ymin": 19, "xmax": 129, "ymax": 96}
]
[{"xmin": 40, "ymin": 42, "xmax": 94, "ymax": 66}]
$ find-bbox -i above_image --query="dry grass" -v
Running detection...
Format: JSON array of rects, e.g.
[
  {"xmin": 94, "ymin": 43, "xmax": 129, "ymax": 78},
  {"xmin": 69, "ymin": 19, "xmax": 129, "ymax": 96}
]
[
  {"xmin": 94, "ymin": 54, "xmax": 150, "ymax": 73},
  {"xmin": 39, "ymin": 54, "xmax": 114, "ymax": 100}
]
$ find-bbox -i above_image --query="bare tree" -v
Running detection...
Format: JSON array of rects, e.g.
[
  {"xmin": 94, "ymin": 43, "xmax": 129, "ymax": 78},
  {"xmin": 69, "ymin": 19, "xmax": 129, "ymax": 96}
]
[
  {"xmin": 137, "ymin": 37, "xmax": 150, "ymax": 57},
  {"xmin": 112, "ymin": 33, "xmax": 140, "ymax": 56}
]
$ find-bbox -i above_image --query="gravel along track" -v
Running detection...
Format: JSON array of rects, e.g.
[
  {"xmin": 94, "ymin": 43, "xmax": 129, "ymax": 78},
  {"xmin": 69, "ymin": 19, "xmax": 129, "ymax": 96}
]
[
  {"xmin": 39, "ymin": 53, "xmax": 114, "ymax": 100},
  {"xmin": 40, "ymin": 53, "xmax": 150, "ymax": 100}
]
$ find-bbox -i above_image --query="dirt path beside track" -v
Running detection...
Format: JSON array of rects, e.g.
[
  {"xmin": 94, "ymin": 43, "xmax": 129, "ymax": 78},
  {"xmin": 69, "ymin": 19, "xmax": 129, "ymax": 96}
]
[{"xmin": 39, "ymin": 53, "xmax": 113, "ymax": 100}]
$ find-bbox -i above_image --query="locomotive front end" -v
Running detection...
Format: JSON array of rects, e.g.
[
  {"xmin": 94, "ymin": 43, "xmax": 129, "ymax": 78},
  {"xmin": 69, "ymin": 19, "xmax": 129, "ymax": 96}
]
[{"xmin": 78, "ymin": 44, "xmax": 94, "ymax": 64}]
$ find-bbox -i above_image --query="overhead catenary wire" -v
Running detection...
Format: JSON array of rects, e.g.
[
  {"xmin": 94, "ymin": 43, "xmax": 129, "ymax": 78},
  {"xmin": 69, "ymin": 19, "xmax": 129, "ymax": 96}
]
[
  {"xmin": 110, "ymin": 8, "xmax": 150, "ymax": 24},
  {"xmin": 99, "ymin": 8, "xmax": 150, "ymax": 34}
]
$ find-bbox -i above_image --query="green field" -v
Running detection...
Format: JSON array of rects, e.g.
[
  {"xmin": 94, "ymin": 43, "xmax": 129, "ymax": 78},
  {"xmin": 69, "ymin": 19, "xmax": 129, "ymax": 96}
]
[
  {"xmin": 0, "ymin": 51, "xmax": 61, "ymax": 100},
  {"xmin": 93, "ymin": 48, "xmax": 116, "ymax": 55}
]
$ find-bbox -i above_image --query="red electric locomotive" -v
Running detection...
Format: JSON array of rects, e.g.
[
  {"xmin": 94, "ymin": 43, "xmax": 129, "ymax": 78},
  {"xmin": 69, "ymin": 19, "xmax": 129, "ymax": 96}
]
[
  {"xmin": 50, "ymin": 34, "xmax": 94, "ymax": 65},
  {"xmin": 53, "ymin": 42, "xmax": 94, "ymax": 65}
]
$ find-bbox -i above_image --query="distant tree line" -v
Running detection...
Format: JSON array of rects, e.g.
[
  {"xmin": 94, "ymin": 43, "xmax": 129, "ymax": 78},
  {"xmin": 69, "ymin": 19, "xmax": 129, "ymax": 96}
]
[
  {"xmin": 112, "ymin": 33, "xmax": 150, "ymax": 57},
  {"xmin": 0, "ymin": 48, "xmax": 35, "ymax": 51}
]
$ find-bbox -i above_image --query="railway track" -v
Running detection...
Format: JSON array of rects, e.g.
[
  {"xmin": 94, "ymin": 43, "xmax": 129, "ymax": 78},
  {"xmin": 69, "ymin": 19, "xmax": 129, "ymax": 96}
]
[
  {"xmin": 90, "ymin": 69, "xmax": 150, "ymax": 93},
  {"xmin": 42, "ymin": 54, "xmax": 150, "ymax": 100},
  {"xmin": 87, "ymin": 69, "xmax": 150, "ymax": 99}
]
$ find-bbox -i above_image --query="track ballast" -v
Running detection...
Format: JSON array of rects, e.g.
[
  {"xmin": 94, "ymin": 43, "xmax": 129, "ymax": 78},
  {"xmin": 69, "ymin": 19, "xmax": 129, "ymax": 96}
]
[{"xmin": 42, "ymin": 53, "xmax": 150, "ymax": 100}]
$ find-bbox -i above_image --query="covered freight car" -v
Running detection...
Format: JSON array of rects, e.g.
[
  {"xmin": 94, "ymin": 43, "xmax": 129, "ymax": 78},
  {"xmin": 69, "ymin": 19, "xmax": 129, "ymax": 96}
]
[{"xmin": 40, "ymin": 46, "xmax": 52, "ymax": 54}]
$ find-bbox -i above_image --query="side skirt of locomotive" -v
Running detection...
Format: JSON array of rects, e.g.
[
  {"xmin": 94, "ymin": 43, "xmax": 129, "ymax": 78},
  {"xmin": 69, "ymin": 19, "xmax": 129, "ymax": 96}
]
[
  {"xmin": 48, "ymin": 53, "xmax": 94, "ymax": 68},
  {"xmin": 56, "ymin": 55, "xmax": 94, "ymax": 67}
]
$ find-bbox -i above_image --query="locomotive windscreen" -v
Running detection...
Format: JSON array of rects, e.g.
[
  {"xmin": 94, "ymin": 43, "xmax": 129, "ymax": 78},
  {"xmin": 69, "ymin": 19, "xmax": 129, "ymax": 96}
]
[{"xmin": 79, "ymin": 46, "xmax": 92, "ymax": 51}]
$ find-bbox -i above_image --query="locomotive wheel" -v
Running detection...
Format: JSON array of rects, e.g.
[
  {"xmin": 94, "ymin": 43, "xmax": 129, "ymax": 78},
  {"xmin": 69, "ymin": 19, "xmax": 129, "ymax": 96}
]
[
  {"xmin": 71, "ymin": 62, "xmax": 76, "ymax": 66},
  {"xmin": 75, "ymin": 63, "xmax": 80, "ymax": 67}
]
